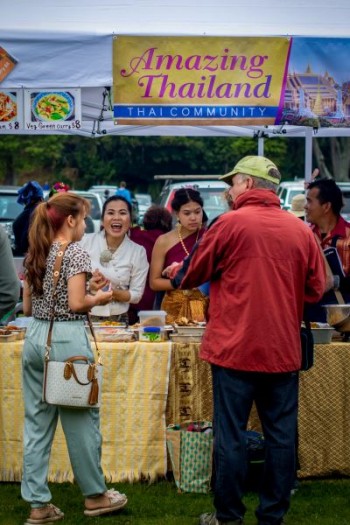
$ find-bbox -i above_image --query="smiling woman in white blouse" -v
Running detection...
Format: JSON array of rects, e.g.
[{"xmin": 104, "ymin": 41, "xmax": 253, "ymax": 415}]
[{"xmin": 80, "ymin": 195, "xmax": 148, "ymax": 323}]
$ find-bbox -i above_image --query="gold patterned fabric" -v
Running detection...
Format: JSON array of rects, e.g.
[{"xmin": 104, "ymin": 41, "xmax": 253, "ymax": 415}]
[
  {"xmin": 166, "ymin": 342, "xmax": 213, "ymax": 424},
  {"xmin": 298, "ymin": 342, "xmax": 350, "ymax": 478},
  {"xmin": 2, "ymin": 340, "xmax": 350, "ymax": 481},
  {"xmin": 161, "ymin": 289, "xmax": 209, "ymax": 324},
  {"xmin": 167, "ymin": 342, "xmax": 350, "ymax": 479},
  {"xmin": 0, "ymin": 341, "xmax": 171, "ymax": 483}
]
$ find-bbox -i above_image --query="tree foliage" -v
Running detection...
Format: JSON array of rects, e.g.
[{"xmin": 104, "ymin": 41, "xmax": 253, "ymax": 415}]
[
  {"xmin": 313, "ymin": 137, "xmax": 350, "ymax": 181},
  {"xmin": 0, "ymin": 132, "xmax": 346, "ymax": 192}
]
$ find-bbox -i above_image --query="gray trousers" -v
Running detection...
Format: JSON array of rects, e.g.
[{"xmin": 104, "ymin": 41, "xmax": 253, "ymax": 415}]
[{"xmin": 21, "ymin": 319, "xmax": 107, "ymax": 508}]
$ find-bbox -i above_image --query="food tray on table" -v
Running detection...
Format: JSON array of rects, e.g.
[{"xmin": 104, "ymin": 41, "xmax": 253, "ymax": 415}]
[
  {"xmin": 1, "ymin": 326, "xmax": 26, "ymax": 341},
  {"xmin": 174, "ymin": 324, "xmax": 206, "ymax": 337},
  {"xmin": 0, "ymin": 329, "xmax": 17, "ymax": 342},
  {"xmin": 310, "ymin": 322, "xmax": 334, "ymax": 344},
  {"xmin": 90, "ymin": 321, "xmax": 127, "ymax": 328},
  {"xmin": 169, "ymin": 333, "xmax": 203, "ymax": 343},
  {"xmin": 130, "ymin": 324, "xmax": 174, "ymax": 340},
  {"xmin": 86, "ymin": 326, "xmax": 136, "ymax": 342}
]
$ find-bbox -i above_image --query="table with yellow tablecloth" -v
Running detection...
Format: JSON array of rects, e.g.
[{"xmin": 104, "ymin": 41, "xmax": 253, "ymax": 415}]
[
  {"xmin": 166, "ymin": 341, "xmax": 350, "ymax": 479},
  {"xmin": 0, "ymin": 340, "xmax": 172, "ymax": 483},
  {"xmin": 1, "ymin": 340, "xmax": 350, "ymax": 481}
]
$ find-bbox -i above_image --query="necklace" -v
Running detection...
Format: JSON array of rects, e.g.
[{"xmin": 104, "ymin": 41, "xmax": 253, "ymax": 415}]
[
  {"xmin": 53, "ymin": 238, "xmax": 69, "ymax": 246},
  {"xmin": 177, "ymin": 224, "xmax": 200, "ymax": 256},
  {"xmin": 100, "ymin": 243, "xmax": 119, "ymax": 265}
]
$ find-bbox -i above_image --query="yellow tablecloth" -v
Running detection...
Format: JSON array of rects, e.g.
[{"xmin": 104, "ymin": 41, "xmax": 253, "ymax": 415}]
[
  {"xmin": 1, "ymin": 340, "xmax": 350, "ymax": 481},
  {"xmin": 167, "ymin": 341, "xmax": 350, "ymax": 479},
  {"xmin": 0, "ymin": 341, "xmax": 171, "ymax": 483},
  {"xmin": 298, "ymin": 342, "xmax": 350, "ymax": 478}
]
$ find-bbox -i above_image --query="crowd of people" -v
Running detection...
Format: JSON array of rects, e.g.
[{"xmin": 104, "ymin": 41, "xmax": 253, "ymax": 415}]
[{"xmin": 2, "ymin": 160, "xmax": 350, "ymax": 524}]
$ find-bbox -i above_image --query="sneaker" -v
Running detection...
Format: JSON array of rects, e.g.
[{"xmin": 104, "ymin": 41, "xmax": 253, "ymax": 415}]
[{"xmin": 199, "ymin": 512, "xmax": 243, "ymax": 525}]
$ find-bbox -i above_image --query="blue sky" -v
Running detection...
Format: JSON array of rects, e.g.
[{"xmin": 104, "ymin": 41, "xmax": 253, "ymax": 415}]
[{"xmin": 289, "ymin": 37, "xmax": 350, "ymax": 85}]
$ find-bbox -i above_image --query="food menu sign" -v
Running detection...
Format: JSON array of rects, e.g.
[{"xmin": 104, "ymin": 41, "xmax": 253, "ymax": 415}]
[
  {"xmin": 0, "ymin": 90, "xmax": 23, "ymax": 130},
  {"xmin": 0, "ymin": 46, "xmax": 18, "ymax": 83},
  {"xmin": 24, "ymin": 89, "xmax": 82, "ymax": 131}
]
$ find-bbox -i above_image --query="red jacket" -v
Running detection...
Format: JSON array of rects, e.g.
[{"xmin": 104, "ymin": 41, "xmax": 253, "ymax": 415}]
[{"xmin": 181, "ymin": 189, "xmax": 326, "ymax": 373}]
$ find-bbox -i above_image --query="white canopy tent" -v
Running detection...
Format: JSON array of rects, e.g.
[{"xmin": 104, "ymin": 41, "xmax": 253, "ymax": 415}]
[{"xmin": 1, "ymin": 0, "xmax": 350, "ymax": 178}]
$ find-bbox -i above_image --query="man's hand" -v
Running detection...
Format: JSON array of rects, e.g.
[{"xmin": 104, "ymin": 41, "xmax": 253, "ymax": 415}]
[
  {"xmin": 162, "ymin": 261, "xmax": 183, "ymax": 279},
  {"xmin": 304, "ymin": 168, "xmax": 320, "ymax": 190}
]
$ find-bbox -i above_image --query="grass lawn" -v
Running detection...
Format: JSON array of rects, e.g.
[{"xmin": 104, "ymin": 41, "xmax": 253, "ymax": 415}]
[{"xmin": 1, "ymin": 478, "xmax": 350, "ymax": 525}]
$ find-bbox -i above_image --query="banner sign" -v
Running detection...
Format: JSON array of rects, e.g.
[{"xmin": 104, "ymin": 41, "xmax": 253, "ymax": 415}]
[
  {"xmin": 0, "ymin": 90, "xmax": 23, "ymax": 130},
  {"xmin": 24, "ymin": 89, "xmax": 82, "ymax": 131},
  {"xmin": 113, "ymin": 36, "xmax": 291, "ymax": 126},
  {"xmin": 0, "ymin": 46, "xmax": 17, "ymax": 83},
  {"xmin": 278, "ymin": 37, "xmax": 350, "ymax": 129}
]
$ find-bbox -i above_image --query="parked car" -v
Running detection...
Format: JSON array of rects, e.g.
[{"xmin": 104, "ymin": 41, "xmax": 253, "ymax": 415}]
[
  {"xmin": 135, "ymin": 193, "xmax": 152, "ymax": 224},
  {"xmin": 0, "ymin": 186, "xmax": 22, "ymax": 248},
  {"xmin": 88, "ymin": 185, "xmax": 118, "ymax": 201},
  {"xmin": 156, "ymin": 178, "xmax": 230, "ymax": 224},
  {"xmin": 87, "ymin": 184, "xmax": 140, "ymax": 225},
  {"xmin": 278, "ymin": 180, "xmax": 350, "ymax": 221},
  {"xmin": 71, "ymin": 190, "xmax": 103, "ymax": 232},
  {"xmin": 277, "ymin": 180, "xmax": 305, "ymax": 211}
]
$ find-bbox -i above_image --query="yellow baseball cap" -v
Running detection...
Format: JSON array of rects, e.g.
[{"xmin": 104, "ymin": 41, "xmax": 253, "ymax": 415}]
[{"xmin": 220, "ymin": 156, "xmax": 281, "ymax": 185}]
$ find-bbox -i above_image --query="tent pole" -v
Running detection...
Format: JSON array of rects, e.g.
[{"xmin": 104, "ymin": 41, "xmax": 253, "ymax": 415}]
[
  {"xmin": 258, "ymin": 136, "xmax": 264, "ymax": 156},
  {"xmin": 305, "ymin": 127, "xmax": 313, "ymax": 182}
]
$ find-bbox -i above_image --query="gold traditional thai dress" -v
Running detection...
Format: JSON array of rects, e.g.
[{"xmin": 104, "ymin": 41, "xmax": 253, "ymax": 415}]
[{"xmin": 161, "ymin": 228, "xmax": 209, "ymax": 324}]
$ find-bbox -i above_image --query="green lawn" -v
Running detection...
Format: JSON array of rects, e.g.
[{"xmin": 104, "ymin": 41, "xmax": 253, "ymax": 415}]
[{"xmin": 1, "ymin": 478, "xmax": 350, "ymax": 525}]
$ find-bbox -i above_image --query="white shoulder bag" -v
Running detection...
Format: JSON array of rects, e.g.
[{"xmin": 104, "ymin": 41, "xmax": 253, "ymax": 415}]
[{"xmin": 42, "ymin": 243, "xmax": 103, "ymax": 408}]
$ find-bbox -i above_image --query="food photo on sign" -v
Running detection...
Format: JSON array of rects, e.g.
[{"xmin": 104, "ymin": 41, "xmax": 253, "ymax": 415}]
[
  {"xmin": 0, "ymin": 90, "xmax": 22, "ymax": 130},
  {"xmin": 24, "ymin": 88, "xmax": 82, "ymax": 131},
  {"xmin": 0, "ymin": 45, "xmax": 18, "ymax": 83}
]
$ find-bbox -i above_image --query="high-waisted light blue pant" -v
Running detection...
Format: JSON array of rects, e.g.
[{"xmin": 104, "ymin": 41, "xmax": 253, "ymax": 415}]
[{"xmin": 21, "ymin": 319, "xmax": 107, "ymax": 508}]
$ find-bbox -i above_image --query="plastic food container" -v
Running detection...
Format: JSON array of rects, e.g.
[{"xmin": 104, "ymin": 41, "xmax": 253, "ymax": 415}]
[
  {"xmin": 138, "ymin": 310, "xmax": 167, "ymax": 327},
  {"xmin": 0, "ymin": 333, "xmax": 17, "ymax": 342},
  {"xmin": 139, "ymin": 326, "xmax": 165, "ymax": 342},
  {"xmin": 86, "ymin": 326, "xmax": 136, "ymax": 342},
  {"xmin": 174, "ymin": 325, "xmax": 206, "ymax": 337},
  {"xmin": 311, "ymin": 327, "xmax": 333, "ymax": 344},
  {"xmin": 170, "ymin": 333, "xmax": 203, "ymax": 343}
]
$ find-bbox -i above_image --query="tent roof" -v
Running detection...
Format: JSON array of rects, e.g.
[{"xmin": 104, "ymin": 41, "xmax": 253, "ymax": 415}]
[
  {"xmin": 1, "ymin": 0, "xmax": 350, "ymax": 37},
  {"xmin": 1, "ymin": 1, "xmax": 350, "ymax": 139}
]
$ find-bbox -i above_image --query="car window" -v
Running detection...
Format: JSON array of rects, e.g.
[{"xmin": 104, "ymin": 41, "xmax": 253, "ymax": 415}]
[
  {"xmin": 0, "ymin": 195, "xmax": 22, "ymax": 220},
  {"xmin": 278, "ymin": 189, "xmax": 286, "ymax": 208},
  {"xmin": 84, "ymin": 195, "xmax": 101, "ymax": 220},
  {"xmin": 136, "ymin": 195, "xmax": 152, "ymax": 206},
  {"xmin": 341, "ymin": 191, "xmax": 350, "ymax": 215},
  {"xmin": 287, "ymin": 189, "xmax": 305, "ymax": 207},
  {"xmin": 159, "ymin": 185, "xmax": 229, "ymax": 223}
]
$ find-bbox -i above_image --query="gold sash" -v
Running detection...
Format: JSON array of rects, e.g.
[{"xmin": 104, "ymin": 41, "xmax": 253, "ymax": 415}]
[{"xmin": 161, "ymin": 289, "xmax": 209, "ymax": 324}]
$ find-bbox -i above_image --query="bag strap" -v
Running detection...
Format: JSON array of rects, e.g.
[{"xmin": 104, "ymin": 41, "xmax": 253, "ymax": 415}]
[
  {"xmin": 322, "ymin": 247, "xmax": 345, "ymax": 304},
  {"xmin": 45, "ymin": 243, "xmax": 102, "ymax": 365}
]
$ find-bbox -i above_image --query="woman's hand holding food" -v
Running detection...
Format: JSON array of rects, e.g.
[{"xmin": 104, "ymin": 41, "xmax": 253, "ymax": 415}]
[
  {"xmin": 89, "ymin": 269, "xmax": 110, "ymax": 294},
  {"xmin": 93, "ymin": 288, "xmax": 113, "ymax": 306}
]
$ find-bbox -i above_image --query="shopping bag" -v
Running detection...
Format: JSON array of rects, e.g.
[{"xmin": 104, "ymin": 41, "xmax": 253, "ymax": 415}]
[{"xmin": 166, "ymin": 422, "xmax": 213, "ymax": 493}]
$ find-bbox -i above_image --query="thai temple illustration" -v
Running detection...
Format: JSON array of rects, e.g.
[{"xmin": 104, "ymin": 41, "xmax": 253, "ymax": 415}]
[{"xmin": 282, "ymin": 65, "xmax": 350, "ymax": 126}]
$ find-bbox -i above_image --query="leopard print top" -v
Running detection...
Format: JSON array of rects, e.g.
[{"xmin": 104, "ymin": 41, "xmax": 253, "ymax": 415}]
[{"xmin": 32, "ymin": 242, "xmax": 92, "ymax": 321}]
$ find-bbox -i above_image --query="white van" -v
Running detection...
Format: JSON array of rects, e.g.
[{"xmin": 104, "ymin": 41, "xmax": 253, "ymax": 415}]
[
  {"xmin": 155, "ymin": 177, "xmax": 230, "ymax": 224},
  {"xmin": 277, "ymin": 181, "xmax": 305, "ymax": 211}
]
